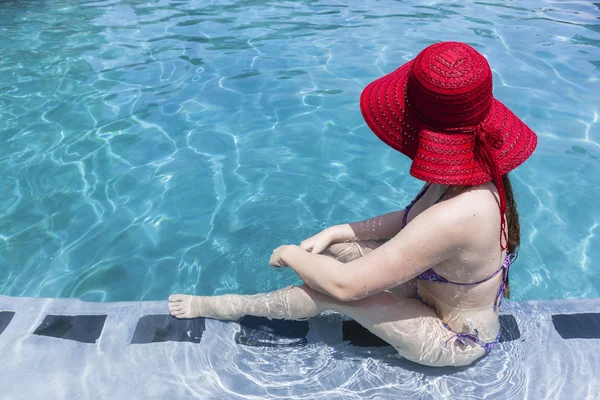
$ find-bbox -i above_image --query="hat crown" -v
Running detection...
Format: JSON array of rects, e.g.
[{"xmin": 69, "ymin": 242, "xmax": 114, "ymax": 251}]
[{"xmin": 406, "ymin": 42, "xmax": 493, "ymax": 131}]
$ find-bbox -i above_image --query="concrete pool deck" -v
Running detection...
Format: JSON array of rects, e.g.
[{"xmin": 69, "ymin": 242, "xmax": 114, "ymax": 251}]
[{"xmin": 0, "ymin": 295, "xmax": 599, "ymax": 399}]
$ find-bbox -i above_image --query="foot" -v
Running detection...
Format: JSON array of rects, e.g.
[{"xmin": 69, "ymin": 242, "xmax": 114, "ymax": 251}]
[{"xmin": 168, "ymin": 294, "xmax": 205, "ymax": 319}]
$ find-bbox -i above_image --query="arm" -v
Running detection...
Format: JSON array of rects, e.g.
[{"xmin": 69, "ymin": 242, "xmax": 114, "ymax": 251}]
[
  {"xmin": 299, "ymin": 210, "xmax": 406, "ymax": 254},
  {"xmin": 323, "ymin": 209, "xmax": 406, "ymax": 244},
  {"xmin": 278, "ymin": 248, "xmax": 347, "ymax": 298},
  {"xmin": 279, "ymin": 201, "xmax": 464, "ymax": 301},
  {"xmin": 347, "ymin": 209, "xmax": 407, "ymax": 240},
  {"xmin": 328, "ymin": 183, "xmax": 429, "ymax": 242}
]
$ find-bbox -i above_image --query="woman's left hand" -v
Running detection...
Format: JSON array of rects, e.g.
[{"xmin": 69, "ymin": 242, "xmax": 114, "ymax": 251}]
[{"xmin": 269, "ymin": 245, "xmax": 300, "ymax": 268}]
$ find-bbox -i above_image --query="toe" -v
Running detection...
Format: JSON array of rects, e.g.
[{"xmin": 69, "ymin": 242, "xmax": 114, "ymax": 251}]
[
  {"xmin": 174, "ymin": 310, "xmax": 188, "ymax": 319},
  {"xmin": 169, "ymin": 294, "xmax": 184, "ymax": 302}
]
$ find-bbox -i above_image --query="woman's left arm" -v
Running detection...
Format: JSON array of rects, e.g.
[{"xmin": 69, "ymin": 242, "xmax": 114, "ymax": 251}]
[{"xmin": 274, "ymin": 201, "xmax": 467, "ymax": 301}]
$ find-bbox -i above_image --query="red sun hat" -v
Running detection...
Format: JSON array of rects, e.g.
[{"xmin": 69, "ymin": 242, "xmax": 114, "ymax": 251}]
[{"xmin": 360, "ymin": 41, "xmax": 537, "ymax": 249}]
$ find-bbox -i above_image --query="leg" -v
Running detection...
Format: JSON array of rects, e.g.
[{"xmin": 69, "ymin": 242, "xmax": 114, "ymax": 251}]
[
  {"xmin": 168, "ymin": 285, "xmax": 484, "ymax": 367},
  {"xmin": 167, "ymin": 242, "xmax": 372, "ymax": 320},
  {"xmin": 169, "ymin": 285, "xmax": 321, "ymax": 321},
  {"xmin": 321, "ymin": 240, "xmax": 382, "ymax": 262},
  {"xmin": 303, "ymin": 285, "xmax": 485, "ymax": 367}
]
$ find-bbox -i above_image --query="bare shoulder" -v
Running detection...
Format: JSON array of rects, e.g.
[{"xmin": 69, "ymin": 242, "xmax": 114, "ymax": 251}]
[
  {"xmin": 434, "ymin": 182, "xmax": 502, "ymax": 243},
  {"xmin": 392, "ymin": 182, "xmax": 501, "ymax": 252}
]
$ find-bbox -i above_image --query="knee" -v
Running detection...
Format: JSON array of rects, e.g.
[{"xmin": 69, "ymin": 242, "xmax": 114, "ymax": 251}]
[
  {"xmin": 321, "ymin": 242, "xmax": 361, "ymax": 263},
  {"xmin": 281, "ymin": 285, "xmax": 322, "ymax": 319}
]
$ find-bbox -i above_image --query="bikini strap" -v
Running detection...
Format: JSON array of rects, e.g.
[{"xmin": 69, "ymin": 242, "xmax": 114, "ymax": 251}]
[
  {"xmin": 402, "ymin": 184, "xmax": 430, "ymax": 229},
  {"xmin": 416, "ymin": 292, "xmax": 502, "ymax": 353},
  {"xmin": 453, "ymin": 254, "xmax": 513, "ymax": 351},
  {"xmin": 402, "ymin": 183, "xmax": 449, "ymax": 229},
  {"xmin": 493, "ymin": 253, "xmax": 514, "ymax": 312}
]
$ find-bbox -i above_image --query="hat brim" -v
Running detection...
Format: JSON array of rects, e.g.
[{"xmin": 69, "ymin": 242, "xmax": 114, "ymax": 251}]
[{"xmin": 359, "ymin": 61, "xmax": 538, "ymax": 186}]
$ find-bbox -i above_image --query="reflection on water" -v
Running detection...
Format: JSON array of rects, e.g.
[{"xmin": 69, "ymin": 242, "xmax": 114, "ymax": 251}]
[{"xmin": 0, "ymin": 0, "xmax": 599, "ymax": 302}]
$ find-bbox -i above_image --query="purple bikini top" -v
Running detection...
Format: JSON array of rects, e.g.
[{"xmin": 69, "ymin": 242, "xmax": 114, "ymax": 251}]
[{"xmin": 403, "ymin": 184, "xmax": 513, "ymax": 312}]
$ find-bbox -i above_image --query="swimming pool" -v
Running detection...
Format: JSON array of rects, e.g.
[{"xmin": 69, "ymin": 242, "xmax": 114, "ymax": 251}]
[{"xmin": 0, "ymin": 0, "xmax": 599, "ymax": 303}]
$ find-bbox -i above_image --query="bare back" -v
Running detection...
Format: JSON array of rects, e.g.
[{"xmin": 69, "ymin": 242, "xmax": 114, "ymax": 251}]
[{"xmin": 403, "ymin": 182, "xmax": 507, "ymax": 341}]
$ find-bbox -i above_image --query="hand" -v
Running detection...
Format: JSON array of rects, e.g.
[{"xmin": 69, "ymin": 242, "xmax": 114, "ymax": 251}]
[
  {"xmin": 300, "ymin": 228, "xmax": 335, "ymax": 254},
  {"xmin": 269, "ymin": 245, "xmax": 299, "ymax": 268}
]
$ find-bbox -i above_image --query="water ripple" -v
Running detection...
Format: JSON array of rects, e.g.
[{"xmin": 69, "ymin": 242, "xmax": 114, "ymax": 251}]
[{"xmin": 0, "ymin": 0, "xmax": 599, "ymax": 304}]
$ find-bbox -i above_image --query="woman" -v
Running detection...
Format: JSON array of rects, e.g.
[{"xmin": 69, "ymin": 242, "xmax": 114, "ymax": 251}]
[{"xmin": 168, "ymin": 42, "xmax": 537, "ymax": 367}]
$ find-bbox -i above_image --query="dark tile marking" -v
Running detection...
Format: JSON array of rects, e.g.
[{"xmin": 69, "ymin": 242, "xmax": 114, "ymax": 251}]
[
  {"xmin": 499, "ymin": 314, "xmax": 521, "ymax": 342},
  {"xmin": 343, "ymin": 315, "xmax": 521, "ymax": 347},
  {"xmin": 235, "ymin": 316, "xmax": 309, "ymax": 347},
  {"xmin": 131, "ymin": 315, "xmax": 205, "ymax": 344},
  {"xmin": 552, "ymin": 313, "xmax": 600, "ymax": 339},
  {"xmin": 0, "ymin": 311, "xmax": 15, "ymax": 336},
  {"xmin": 342, "ymin": 320, "xmax": 388, "ymax": 347},
  {"xmin": 34, "ymin": 315, "xmax": 107, "ymax": 343}
]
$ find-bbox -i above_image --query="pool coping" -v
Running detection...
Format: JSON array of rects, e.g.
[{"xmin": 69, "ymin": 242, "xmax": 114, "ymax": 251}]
[{"xmin": 1, "ymin": 295, "xmax": 599, "ymax": 399}]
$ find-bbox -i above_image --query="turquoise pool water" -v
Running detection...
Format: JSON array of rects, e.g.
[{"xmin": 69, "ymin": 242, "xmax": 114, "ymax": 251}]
[{"xmin": 1, "ymin": 0, "xmax": 599, "ymax": 302}]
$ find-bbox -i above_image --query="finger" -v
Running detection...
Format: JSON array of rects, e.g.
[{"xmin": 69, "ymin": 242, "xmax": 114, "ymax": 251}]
[
  {"xmin": 299, "ymin": 241, "xmax": 313, "ymax": 251},
  {"xmin": 269, "ymin": 254, "xmax": 280, "ymax": 267},
  {"xmin": 305, "ymin": 242, "xmax": 321, "ymax": 253},
  {"xmin": 271, "ymin": 255, "xmax": 282, "ymax": 268}
]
